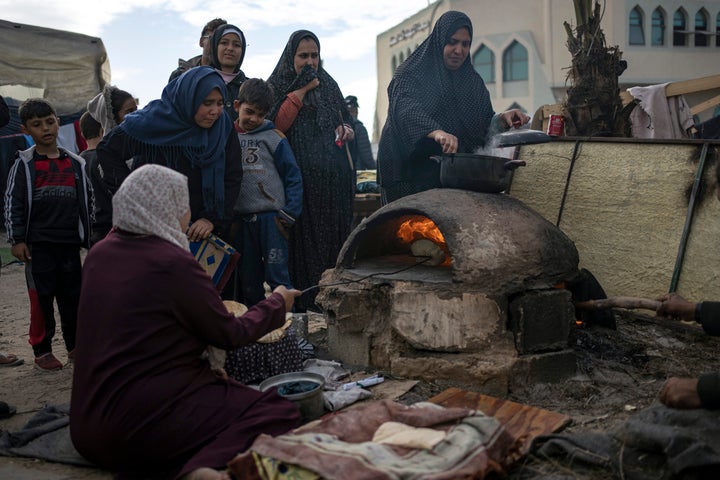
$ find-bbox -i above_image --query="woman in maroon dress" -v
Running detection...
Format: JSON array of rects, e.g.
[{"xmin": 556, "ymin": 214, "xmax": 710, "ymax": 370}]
[{"xmin": 70, "ymin": 164, "xmax": 301, "ymax": 480}]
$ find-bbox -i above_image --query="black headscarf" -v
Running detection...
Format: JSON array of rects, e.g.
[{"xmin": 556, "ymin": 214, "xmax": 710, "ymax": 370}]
[
  {"xmin": 377, "ymin": 11, "xmax": 495, "ymax": 197},
  {"xmin": 267, "ymin": 29, "xmax": 350, "ymax": 151},
  {"xmin": 209, "ymin": 24, "xmax": 247, "ymax": 74}
]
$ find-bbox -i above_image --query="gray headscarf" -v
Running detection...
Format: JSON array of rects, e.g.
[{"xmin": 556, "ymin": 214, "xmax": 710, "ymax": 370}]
[
  {"xmin": 112, "ymin": 164, "xmax": 190, "ymax": 250},
  {"xmin": 87, "ymin": 85, "xmax": 118, "ymax": 133}
]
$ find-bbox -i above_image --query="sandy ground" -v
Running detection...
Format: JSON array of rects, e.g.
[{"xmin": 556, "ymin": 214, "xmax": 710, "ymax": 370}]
[{"xmin": 2, "ymin": 255, "xmax": 720, "ymax": 479}]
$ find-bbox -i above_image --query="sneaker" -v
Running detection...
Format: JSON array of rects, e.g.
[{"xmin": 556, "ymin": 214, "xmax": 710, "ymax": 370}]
[{"xmin": 34, "ymin": 353, "xmax": 63, "ymax": 371}]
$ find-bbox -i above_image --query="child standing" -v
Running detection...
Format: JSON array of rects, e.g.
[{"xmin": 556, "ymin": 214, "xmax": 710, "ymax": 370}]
[
  {"xmin": 230, "ymin": 78, "xmax": 302, "ymax": 306},
  {"xmin": 4, "ymin": 98, "xmax": 94, "ymax": 371},
  {"xmin": 224, "ymin": 78, "xmax": 304, "ymax": 385},
  {"xmin": 78, "ymin": 111, "xmax": 111, "ymax": 246}
]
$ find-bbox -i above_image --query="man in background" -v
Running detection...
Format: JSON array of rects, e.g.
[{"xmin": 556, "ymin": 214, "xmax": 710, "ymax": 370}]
[
  {"xmin": 345, "ymin": 95, "xmax": 375, "ymax": 170},
  {"xmin": 168, "ymin": 18, "xmax": 227, "ymax": 82}
]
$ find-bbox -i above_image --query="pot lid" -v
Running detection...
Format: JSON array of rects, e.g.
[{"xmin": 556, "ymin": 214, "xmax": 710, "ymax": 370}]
[{"xmin": 491, "ymin": 129, "xmax": 551, "ymax": 148}]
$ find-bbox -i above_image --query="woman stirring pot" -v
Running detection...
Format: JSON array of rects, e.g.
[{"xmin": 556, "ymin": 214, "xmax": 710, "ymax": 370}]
[{"xmin": 377, "ymin": 10, "xmax": 529, "ymax": 204}]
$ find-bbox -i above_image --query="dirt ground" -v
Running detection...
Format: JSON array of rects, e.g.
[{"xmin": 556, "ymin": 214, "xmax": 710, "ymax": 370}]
[{"xmin": 1, "ymin": 257, "xmax": 719, "ymax": 479}]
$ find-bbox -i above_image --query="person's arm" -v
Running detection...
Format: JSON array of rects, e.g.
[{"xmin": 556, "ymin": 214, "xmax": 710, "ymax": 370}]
[
  {"xmin": 274, "ymin": 137, "xmax": 303, "ymax": 223},
  {"xmin": 172, "ymin": 252, "xmax": 293, "ymax": 349},
  {"xmin": 657, "ymin": 293, "xmax": 720, "ymax": 336},
  {"xmin": 0, "ymin": 95, "xmax": 9, "ymax": 129},
  {"xmin": 96, "ymin": 128, "xmax": 132, "ymax": 195},
  {"xmin": 698, "ymin": 373, "xmax": 720, "ymax": 409},
  {"xmin": 273, "ymin": 93, "xmax": 303, "ymax": 132},
  {"xmin": 4, "ymin": 156, "xmax": 29, "ymax": 249},
  {"xmin": 354, "ymin": 122, "xmax": 375, "ymax": 169}
]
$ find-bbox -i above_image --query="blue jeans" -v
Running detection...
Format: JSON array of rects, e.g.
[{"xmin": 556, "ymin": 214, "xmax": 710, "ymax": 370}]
[{"xmin": 230, "ymin": 212, "xmax": 292, "ymax": 306}]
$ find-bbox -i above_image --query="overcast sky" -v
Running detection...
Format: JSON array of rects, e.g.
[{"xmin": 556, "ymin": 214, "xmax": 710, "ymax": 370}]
[{"xmin": 0, "ymin": 0, "xmax": 432, "ymax": 137}]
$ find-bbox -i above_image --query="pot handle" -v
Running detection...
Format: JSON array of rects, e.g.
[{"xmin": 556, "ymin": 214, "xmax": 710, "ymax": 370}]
[{"xmin": 503, "ymin": 160, "xmax": 526, "ymax": 171}]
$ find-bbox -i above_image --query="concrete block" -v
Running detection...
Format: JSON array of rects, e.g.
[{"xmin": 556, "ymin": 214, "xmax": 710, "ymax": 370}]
[{"xmin": 510, "ymin": 289, "xmax": 574, "ymax": 354}]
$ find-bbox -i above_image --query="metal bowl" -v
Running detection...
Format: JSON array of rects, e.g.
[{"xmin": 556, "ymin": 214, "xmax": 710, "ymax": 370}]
[{"xmin": 259, "ymin": 371, "xmax": 326, "ymax": 423}]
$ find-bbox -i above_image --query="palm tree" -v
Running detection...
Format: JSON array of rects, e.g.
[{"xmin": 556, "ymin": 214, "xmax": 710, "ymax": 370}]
[{"xmin": 563, "ymin": 0, "xmax": 631, "ymax": 136}]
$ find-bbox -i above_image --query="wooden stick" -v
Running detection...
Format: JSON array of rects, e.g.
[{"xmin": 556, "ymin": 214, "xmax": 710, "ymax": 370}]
[{"xmin": 575, "ymin": 297, "xmax": 661, "ymax": 311}]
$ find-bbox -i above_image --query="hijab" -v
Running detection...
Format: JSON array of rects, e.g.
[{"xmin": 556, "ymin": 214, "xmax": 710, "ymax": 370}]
[
  {"xmin": 209, "ymin": 24, "xmax": 247, "ymax": 78},
  {"xmin": 267, "ymin": 30, "xmax": 347, "ymax": 143},
  {"xmin": 87, "ymin": 85, "xmax": 130, "ymax": 133},
  {"xmin": 378, "ymin": 11, "xmax": 494, "ymax": 186},
  {"xmin": 117, "ymin": 66, "xmax": 232, "ymax": 218},
  {"xmin": 112, "ymin": 164, "xmax": 190, "ymax": 250}
]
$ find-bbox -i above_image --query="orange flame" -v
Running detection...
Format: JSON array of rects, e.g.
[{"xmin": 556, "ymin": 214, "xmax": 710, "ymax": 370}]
[{"xmin": 397, "ymin": 217, "xmax": 451, "ymax": 265}]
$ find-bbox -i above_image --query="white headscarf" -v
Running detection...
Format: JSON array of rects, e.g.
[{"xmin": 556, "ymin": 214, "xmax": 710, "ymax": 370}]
[{"xmin": 112, "ymin": 164, "xmax": 190, "ymax": 250}]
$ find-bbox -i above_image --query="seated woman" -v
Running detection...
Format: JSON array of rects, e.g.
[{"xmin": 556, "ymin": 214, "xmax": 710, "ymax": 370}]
[
  {"xmin": 70, "ymin": 164, "xmax": 302, "ymax": 480},
  {"xmin": 377, "ymin": 10, "xmax": 530, "ymax": 204}
]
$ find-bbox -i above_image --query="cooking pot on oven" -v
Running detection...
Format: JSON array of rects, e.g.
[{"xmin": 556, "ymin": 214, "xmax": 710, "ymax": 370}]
[{"xmin": 430, "ymin": 154, "xmax": 526, "ymax": 193}]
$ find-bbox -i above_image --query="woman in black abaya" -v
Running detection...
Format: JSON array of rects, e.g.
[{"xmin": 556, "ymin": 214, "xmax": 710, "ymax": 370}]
[
  {"xmin": 268, "ymin": 30, "xmax": 354, "ymax": 312},
  {"xmin": 377, "ymin": 10, "xmax": 529, "ymax": 204}
]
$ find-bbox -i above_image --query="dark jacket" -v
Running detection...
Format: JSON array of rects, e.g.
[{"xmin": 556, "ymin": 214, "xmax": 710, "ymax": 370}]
[
  {"xmin": 696, "ymin": 301, "xmax": 720, "ymax": 408},
  {"xmin": 4, "ymin": 146, "xmax": 93, "ymax": 247},
  {"xmin": 168, "ymin": 55, "xmax": 202, "ymax": 82}
]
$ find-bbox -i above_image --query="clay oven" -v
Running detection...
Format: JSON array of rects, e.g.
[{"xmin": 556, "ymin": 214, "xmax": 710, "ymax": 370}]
[{"xmin": 316, "ymin": 188, "xmax": 581, "ymax": 395}]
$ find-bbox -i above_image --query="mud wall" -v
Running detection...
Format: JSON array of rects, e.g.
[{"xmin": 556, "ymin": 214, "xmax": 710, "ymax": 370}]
[{"xmin": 510, "ymin": 138, "xmax": 720, "ymax": 301}]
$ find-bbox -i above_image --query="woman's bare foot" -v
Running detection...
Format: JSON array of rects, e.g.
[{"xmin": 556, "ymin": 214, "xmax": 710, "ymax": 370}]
[{"xmin": 181, "ymin": 467, "xmax": 231, "ymax": 480}]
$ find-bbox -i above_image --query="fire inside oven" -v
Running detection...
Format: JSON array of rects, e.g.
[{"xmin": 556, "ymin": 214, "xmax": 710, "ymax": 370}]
[{"xmin": 342, "ymin": 213, "xmax": 452, "ymax": 272}]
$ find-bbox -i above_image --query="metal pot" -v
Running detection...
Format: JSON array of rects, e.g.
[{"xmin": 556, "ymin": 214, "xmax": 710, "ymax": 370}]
[{"xmin": 430, "ymin": 154, "xmax": 526, "ymax": 193}]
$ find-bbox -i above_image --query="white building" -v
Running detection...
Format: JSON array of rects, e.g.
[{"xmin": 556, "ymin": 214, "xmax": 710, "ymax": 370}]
[{"xmin": 374, "ymin": 0, "xmax": 720, "ymax": 141}]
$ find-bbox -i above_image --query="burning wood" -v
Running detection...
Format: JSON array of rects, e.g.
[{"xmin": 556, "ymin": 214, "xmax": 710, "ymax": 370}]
[{"xmin": 397, "ymin": 217, "xmax": 450, "ymax": 266}]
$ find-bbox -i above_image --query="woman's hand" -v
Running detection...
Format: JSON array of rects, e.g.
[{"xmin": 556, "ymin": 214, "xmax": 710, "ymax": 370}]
[
  {"xmin": 499, "ymin": 109, "xmax": 530, "ymax": 129},
  {"xmin": 292, "ymin": 78, "xmax": 320, "ymax": 102},
  {"xmin": 336, "ymin": 123, "xmax": 354, "ymax": 144},
  {"xmin": 273, "ymin": 285, "xmax": 302, "ymax": 312},
  {"xmin": 429, "ymin": 130, "xmax": 458, "ymax": 153},
  {"xmin": 659, "ymin": 377, "xmax": 701, "ymax": 409},
  {"xmin": 186, "ymin": 218, "xmax": 214, "ymax": 242},
  {"xmin": 656, "ymin": 292, "xmax": 696, "ymax": 321}
]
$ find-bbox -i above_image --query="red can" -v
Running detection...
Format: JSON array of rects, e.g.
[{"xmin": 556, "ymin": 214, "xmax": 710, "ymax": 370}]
[{"xmin": 547, "ymin": 115, "xmax": 565, "ymax": 136}]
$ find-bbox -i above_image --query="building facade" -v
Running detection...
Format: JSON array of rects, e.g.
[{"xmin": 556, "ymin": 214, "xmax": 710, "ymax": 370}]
[{"xmin": 374, "ymin": 0, "xmax": 720, "ymax": 141}]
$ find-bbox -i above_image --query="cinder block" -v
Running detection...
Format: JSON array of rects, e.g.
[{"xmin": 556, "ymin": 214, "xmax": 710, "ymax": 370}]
[{"xmin": 509, "ymin": 289, "xmax": 574, "ymax": 354}]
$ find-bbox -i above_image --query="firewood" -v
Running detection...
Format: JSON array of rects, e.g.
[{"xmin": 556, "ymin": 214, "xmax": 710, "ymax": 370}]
[{"xmin": 575, "ymin": 297, "xmax": 661, "ymax": 311}]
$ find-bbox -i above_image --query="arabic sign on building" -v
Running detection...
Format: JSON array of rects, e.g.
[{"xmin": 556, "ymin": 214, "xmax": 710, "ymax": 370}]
[{"xmin": 389, "ymin": 21, "xmax": 430, "ymax": 46}]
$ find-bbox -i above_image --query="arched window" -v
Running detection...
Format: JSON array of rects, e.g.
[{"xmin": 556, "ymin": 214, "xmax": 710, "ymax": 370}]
[
  {"xmin": 673, "ymin": 8, "xmax": 688, "ymax": 46},
  {"xmin": 406, "ymin": 48, "xmax": 411, "ymax": 59},
  {"xmin": 399, "ymin": 51, "xmax": 405, "ymax": 64},
  {"xmin": 391, "ymin": 55, "xmax": 397, "ymax": 73},
  {"xmin": 502, "ymin": 40, "xmax": 528, "ymax": 81},
  {"xmin": 695, "ymin": 9, "xmax": 709, "ymax": 46},
  {"xmin": 472, "ymin": 45, "xmax": 495, "ymax": 83},
  {"xmin": 629, "ymin": 7, "xmax": 645, "ymax": 45},
  {"xmin": 651, "ymin": 8, "xmax": 665, "ymax": 45}
]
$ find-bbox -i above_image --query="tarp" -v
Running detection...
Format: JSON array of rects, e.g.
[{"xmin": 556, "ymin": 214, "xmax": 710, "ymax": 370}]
[{"xmin": 0, "ymin": 18, "xmax": 111, "ymax": 115}]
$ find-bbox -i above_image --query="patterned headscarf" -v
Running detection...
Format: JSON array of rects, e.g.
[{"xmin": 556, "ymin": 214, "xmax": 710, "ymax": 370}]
[
  {"xmin": 117, "ymin": 66, "xmax": 232, "ymax": 218},
  {"xmin": 377, "ymin": 11, "xmax": 494, "ymax": 188},
  {"xmin": 112, "ymin": 164, "xmax": 190, "ymax": 250},
  {"xmin": 87, "ymin": 85, "xmax": 130, "ymax": 133},
  {"xmin": 267, "ymin": 29, "xmax": 350, "ymax": 152}
]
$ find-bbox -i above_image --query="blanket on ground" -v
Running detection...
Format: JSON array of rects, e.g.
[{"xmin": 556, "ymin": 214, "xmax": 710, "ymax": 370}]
[
  {"xmin": 531, "ymin": 403, "xmax": 720, "ymax": 479},
  {"xmin": 0, "ymin": 404, "xmax": 93, "ymax": 467},
  {"xmin": 228, "ymin": 399, "xmax": 520, "ymax": 479}
]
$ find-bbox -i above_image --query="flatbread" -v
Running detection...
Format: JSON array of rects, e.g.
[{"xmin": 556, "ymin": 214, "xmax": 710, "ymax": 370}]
[
  {"xmin": 256, "ymin": 315, "xmax": 293, "ymax": 344},
  {"xmin": 223, "ymin": 300, "xmax": 248, "ymax": 317}
]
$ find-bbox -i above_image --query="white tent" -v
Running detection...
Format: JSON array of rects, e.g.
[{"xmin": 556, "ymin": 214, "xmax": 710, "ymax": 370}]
[{"xmin": 0, "ymin": 18, "xmax": 110, "ymax": 115}]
